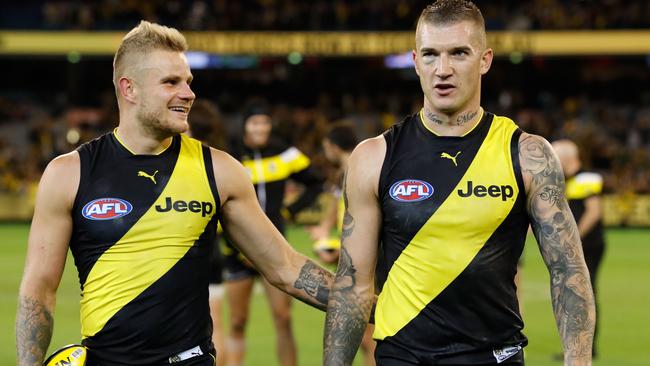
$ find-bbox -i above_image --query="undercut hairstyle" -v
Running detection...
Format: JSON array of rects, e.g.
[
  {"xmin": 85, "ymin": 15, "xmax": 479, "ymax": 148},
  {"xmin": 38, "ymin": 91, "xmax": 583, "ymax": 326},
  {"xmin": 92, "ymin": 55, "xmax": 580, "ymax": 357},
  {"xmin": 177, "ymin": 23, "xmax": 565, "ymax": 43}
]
[
  {"xmin": 113, "ymin": 20, "xmax": 188, "ymax": 90},
  {"xmin": 325, "ymin": 123, "xmax": 358, "ymax": 153},
  {"xmin": 417, "ymin": 0, "xmax": 486, "ymax": 47}
]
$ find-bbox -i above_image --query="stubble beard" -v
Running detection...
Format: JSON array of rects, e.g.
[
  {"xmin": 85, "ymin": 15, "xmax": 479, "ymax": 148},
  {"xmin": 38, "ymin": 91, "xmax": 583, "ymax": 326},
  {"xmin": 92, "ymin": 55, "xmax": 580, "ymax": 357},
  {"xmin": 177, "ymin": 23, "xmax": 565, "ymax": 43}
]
[{"xmin": 137, "ymin": 100, "xmax": 188, "ymax": 139}]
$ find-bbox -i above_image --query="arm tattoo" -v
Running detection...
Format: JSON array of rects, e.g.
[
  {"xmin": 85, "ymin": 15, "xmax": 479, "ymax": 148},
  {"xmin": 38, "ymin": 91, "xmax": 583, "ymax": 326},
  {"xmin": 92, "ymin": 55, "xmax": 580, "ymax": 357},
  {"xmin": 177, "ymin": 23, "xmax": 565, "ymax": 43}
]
[
  {"xmin": 520, "ymin": 136, "xmax": 595, "ymax": 362},
  {"xmin": 293, "ymin": 260, "xmax": 332, "ymax": 311},
  {"xmin": 520, "ymin": 135, "xmax": 558, "ymax": 185},
  {"xmin": 16, "ymin": 296, "xmax": 54, "ymax": 366},
  {"xmin": 324, "ymin": 248, "xmax": 374, "ymax": 366}
]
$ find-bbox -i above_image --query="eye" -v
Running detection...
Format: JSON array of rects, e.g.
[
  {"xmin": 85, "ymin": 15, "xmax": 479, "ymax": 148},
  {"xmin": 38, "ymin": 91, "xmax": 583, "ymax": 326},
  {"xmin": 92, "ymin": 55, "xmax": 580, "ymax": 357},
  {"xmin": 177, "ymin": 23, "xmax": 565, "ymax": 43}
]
[
  {"xmin": 453, "ymin": 50, "xmax": 468, "ymax": 56},
  {"xmin": 163, "ymin": 79, "xmax": 178, "ymax": 85}
]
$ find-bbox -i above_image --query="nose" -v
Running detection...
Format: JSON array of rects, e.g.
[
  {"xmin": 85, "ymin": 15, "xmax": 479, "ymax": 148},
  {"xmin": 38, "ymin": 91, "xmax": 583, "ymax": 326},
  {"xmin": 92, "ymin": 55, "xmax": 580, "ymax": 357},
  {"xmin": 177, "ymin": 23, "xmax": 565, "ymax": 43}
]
[
  {"xmin": 435, "ymin": 53, "xmax": 453, "ymax": 79},
  {"xmin": 179, "ymin": 82, "xmax": 195, "ymax": 102}
]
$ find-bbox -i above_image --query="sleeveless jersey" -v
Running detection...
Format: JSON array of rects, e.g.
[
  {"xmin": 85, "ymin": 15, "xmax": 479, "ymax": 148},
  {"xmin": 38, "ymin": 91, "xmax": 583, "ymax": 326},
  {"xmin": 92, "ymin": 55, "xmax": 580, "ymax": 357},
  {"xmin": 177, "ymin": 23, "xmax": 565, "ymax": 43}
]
[
  {"xmin": 566, "ymin": 171, "xmax": 605, "ymax": 247},
  {"xmin": 71, "ymin": 132, "xmax": 220, "ymax": 365},
  {"xmin": 375, "ymin": 110, "xmax": 529, "ymax": 356}
]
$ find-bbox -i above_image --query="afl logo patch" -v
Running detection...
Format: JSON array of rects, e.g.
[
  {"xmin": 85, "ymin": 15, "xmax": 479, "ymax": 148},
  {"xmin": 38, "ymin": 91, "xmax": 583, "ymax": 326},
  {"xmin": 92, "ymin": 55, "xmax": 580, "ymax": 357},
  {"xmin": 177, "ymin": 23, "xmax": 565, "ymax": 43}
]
[
  {"xmin": 82, "ymin": 198, "xmax": 133, "ymax": 220},
  {"xmin": 389, "ymin": 179, "xmax": 434, "ymax": 202}
]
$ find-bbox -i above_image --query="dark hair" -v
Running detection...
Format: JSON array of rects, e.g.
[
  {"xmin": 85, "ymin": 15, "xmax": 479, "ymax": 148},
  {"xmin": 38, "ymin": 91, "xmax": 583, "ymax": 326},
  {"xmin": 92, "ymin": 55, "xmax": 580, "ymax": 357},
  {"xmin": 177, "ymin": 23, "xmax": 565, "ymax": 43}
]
[
  {"xmin": 189, "ymin": 99, "xmax": 228, "ymax": 151},
  {"xmin": 419, "ymin": 0, "xmax": 485, "ymax": 29},
  {"xmin": 242, "ymin": 101, "xmax": 272, "ymax": 124},
  {"xmin": 325, "ymin": 123, "xmax": 358, "ymax": 152}
]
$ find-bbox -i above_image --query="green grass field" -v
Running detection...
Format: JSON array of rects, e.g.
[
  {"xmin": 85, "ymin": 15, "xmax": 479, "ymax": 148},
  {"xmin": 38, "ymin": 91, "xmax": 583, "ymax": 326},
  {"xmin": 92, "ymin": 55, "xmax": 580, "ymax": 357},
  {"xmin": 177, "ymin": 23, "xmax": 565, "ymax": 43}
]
[{"xmin": 1, "ymin": 224, "xmax": 649, "ymax": 365}]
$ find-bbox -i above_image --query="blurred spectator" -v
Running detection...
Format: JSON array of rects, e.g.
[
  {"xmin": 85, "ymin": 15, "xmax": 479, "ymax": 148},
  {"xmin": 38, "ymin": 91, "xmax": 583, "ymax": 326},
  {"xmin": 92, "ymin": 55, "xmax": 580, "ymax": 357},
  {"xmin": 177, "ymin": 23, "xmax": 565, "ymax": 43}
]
[{"xmin": 2, "ymin": 0, "xmax": 650, "ymax": 31}]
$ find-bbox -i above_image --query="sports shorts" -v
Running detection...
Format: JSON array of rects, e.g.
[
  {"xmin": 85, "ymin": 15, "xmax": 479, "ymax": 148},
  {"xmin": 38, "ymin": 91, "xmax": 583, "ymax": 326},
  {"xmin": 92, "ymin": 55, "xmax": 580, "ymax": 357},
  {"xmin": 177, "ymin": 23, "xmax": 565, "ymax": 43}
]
[
  {"xmin": 375, "ymin": 340, "xmax": 525, "ymax": 366},
  {"xmin": 85, "ymin": 344, "xmax": 216, "ymax": 366}
]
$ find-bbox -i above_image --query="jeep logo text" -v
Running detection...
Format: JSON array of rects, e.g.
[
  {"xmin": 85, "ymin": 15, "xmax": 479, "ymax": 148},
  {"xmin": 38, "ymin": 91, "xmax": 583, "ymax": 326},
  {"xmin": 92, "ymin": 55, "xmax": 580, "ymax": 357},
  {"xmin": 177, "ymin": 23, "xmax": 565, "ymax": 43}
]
[
  {"xmin": 155, "ymin": 197, "xmax": 213, "ymax": 217},
  {"xmin": 458, "ymin": 181, "xmax": 514, "ymax": 201}
]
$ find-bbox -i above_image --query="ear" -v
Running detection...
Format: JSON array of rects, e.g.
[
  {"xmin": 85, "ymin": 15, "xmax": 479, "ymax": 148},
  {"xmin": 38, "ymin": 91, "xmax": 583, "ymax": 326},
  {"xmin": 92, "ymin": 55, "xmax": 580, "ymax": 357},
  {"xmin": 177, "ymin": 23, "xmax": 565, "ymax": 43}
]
[
  {"xmin": 117, "ymin": 76, "xmax": 137, "ymax": 104},
  {"xmin": 479, "ymin": 48, "xmax": 493, "ymax": 75},
  {"xmin": 412, "ymin": 49, "xmax": 420, "ymax": 76}
]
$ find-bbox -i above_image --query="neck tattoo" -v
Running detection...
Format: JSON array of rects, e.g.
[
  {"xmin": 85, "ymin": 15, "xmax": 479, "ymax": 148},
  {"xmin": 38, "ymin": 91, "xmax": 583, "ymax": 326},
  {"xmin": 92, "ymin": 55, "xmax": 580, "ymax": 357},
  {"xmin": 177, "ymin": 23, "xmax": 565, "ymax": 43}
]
[
  {"xmin": 424, "ymin": 110, "xmax": 445, "ymax": 125},
  {"xmin": 455, "ymin": 110, "xmax": 478, "ymax": 126}
]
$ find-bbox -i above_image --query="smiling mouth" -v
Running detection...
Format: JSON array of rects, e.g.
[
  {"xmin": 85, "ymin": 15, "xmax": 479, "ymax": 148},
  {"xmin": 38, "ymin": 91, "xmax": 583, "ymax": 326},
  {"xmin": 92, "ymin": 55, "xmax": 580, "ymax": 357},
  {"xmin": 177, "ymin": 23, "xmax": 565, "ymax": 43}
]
[{"xmin": 169, "ymin": 106, "xmax": 190, "ymax": 113}]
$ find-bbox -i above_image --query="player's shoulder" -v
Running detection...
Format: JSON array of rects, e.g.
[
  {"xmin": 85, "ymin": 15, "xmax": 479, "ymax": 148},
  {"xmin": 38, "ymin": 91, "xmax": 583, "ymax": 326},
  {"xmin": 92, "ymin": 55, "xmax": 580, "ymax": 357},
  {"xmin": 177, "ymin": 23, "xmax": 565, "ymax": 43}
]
[
  {"xmin": 44, "ymin": 151, "xmax": 80, "ymax": 176},
  {"xmin": 209, "ymin": 147, "xmax": 243, "ymax": 172},
  {"xmin": 38, "ymin": 151, "xmax": 81, "ymax": 206},
  {"xmin": 347, "ymin": 135, "xmax": 386, "ymax": 195},
  {"xmin": 208, "ymin": 147, "xmax": 252, "ymax": 201},
  {"xmin": 517, "ymin": 133, "xmax": 565, "ymax": 194},
  {"xmin": 517, "ymin": 132, "xmax": 554, "ymax": 160},
  {"xmin": 351, "ymin": 135, "xmax": 386, "ymax": 163}
]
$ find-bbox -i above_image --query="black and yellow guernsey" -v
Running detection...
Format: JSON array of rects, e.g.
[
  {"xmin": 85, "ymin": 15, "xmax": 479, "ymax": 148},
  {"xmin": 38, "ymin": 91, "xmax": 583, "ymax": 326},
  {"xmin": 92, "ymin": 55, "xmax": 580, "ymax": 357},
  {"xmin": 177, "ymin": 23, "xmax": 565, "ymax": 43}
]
[
  {"xmin": 375, "ymin": 110, "xmax": 529, "ymax": 358},
  {"xmin": 566, "ymin": 171, "xmax": 605, "ymax": 247},
  {"xmin": 71, "ymin": 131, "xmax": 220, "ymax": 365}
]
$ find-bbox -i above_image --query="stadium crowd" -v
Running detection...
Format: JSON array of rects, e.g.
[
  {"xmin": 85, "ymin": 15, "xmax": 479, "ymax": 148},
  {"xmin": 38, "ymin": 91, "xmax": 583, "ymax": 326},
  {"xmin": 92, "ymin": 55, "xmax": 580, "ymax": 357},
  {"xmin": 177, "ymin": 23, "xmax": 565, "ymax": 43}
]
[
  {"xmin": 2, "ymin": 0, "xmax": 650, "ymax": 31},
  {"xmin": 1, "ymin": 1, "xmax": 649, "ymax": 201},
  {"xmin": 1, "ymin": 87, "xmax": 649, "ymax": 197}
]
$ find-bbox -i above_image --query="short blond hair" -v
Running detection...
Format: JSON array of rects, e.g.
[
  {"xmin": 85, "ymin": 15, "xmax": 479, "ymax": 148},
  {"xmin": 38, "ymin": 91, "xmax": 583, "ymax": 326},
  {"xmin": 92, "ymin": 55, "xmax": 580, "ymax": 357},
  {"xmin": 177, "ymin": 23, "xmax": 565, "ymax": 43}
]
[
  {"xmin": 416, "ymin": 0, "xmax": 487, "ymax": 49},
  {"xmin": 113, "ymin": 20, "xmax": 188, "ymax": 90}
]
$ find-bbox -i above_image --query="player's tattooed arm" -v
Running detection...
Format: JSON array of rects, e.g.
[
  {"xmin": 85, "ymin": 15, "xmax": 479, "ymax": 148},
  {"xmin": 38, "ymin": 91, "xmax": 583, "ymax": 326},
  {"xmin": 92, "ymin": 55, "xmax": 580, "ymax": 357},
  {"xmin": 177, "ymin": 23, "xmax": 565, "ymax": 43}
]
[
  {"xmin": 293, "ymin": 259, "xmax": 333, "ymax": 311},
  {"xmin": 16, "ymin": 296, "xmax": 54, "ymax": 366},
  {"xmin": 520, "ymin": 134, "xmax": 596, "ymax": 365},
  {"xmin": 324, "ymin": 173, "xmax": 375, "ymax": 365},
  {"xmin": 324, "ymin": 247, "xmax": 374, "ymax": 365}
]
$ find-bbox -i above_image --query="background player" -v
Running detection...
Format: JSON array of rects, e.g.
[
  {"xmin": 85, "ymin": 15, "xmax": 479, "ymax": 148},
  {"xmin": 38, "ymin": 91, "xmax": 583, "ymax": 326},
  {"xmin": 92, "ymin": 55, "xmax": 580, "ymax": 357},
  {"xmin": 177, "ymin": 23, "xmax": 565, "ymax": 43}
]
[{"xmin": 223, "ymin": 103, "xmax": 324, "ymax": 366}]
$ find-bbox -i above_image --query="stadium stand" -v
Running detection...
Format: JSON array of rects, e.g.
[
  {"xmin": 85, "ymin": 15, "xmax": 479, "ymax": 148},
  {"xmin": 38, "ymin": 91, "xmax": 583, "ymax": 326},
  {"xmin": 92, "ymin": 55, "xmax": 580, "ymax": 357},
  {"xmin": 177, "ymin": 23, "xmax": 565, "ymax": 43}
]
[
  {"xmin": 2, "ymin": 1, "xmax": 650, "ymax": 30},
  {"xmin": 1, "ymin": 2, "xmax": 649, "ymax": 225}
]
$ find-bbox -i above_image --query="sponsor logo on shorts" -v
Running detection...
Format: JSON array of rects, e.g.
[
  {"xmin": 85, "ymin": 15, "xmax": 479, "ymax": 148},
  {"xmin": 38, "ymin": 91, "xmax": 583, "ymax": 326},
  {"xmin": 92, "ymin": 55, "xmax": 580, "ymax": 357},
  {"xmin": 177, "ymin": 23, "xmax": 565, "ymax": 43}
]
[
  {"xmin": 493, "ymin": 344, "xmax": 522, "ymax": 363},
  {"xmin": 82, "ymin": 198, "xmax": 133, "ymax": 220},
  {"xmin": 389, "ymin": 179, "xmax": 434, "ymax": 202}
]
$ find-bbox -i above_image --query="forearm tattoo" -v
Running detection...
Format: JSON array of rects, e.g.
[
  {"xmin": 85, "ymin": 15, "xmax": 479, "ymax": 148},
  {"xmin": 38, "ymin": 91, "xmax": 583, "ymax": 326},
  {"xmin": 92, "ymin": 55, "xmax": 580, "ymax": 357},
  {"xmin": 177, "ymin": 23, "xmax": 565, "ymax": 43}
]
[
  {"xmin": 293, "ymin": 260, "xmax": 333, "ymax": 311},
  {"xmin": 324, "ymin": 248, "xmax": 373, "ymax": 366},
  {"xmin": 16, "ymin": 296, "xmax": 54, "ymax": 366},
  {"xmin": 520, "ymin": 135, "xmax": 596, "ymax": 361}
]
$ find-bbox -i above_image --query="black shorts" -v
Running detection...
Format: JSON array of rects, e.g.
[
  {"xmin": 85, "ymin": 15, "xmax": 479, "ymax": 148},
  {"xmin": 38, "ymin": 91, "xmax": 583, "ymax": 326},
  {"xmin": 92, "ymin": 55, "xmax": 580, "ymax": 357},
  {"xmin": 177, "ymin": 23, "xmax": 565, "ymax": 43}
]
[
  {"xmin": 86, "ymin": 345, "xmax": 216, "ymax": 366},
  {"xmin": 375, "ymin": 341, "xmax": 525, "ymax": 366},
  {"xmin": 208, "ymin": 235, "xmax": 224, "ymax": 285},
  {"xmin": 222, "ymin": 240, "xmax": 259, "ymax": 281}
]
